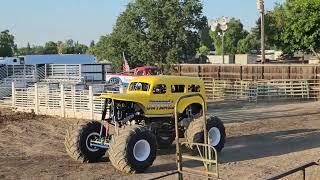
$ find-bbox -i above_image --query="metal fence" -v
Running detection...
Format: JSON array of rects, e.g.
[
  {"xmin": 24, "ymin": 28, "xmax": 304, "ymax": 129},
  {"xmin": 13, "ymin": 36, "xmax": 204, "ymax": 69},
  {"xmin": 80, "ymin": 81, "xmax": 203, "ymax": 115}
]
[
  {"xmin": 267, "ymin": 161, "xmax": 320, "ymax": 180},
  {"xmin": 44, "ymin": 64, "xmax": 111, "ymax": 82},
  {"xmin": 10, "ymin": 82, "xmax": 112, "ymax": 120},
  {"xmin": 3, "ymin": 78, "xmax": 319, "ymax": 120},
  {"xmin": 0, "ymin": 65, "xmax": 38, "ymax": 100},
  {"xmin": 202, "ymin": 78, "xmax": 320, "ymax": 102}
]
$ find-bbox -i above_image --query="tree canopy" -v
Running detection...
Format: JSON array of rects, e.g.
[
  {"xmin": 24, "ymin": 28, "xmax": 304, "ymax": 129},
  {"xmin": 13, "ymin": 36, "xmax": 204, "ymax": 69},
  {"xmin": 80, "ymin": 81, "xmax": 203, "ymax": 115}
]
[
  {"xmin": 44, "ymin": 41, "xmax": 58, "ymax": 54},
  {"xmin": 237, "ymin": 33, "xmax": 259, "ymax": 54},
  {"xmin": 282, "ymin": 0, "xmax": 320, "ymax": 54},
  {"xmin": 91, "ymin": 0, "xmax": 207, "ymax": 70},
  {"xmin": 0, "ymin": 30, "xmax": 16, "ymax": 57},
  {"xmin": 16, "ymin": 39, "xmax": 89, "ymax": 56},
  {"xmin": 252, "ymin": 3, "xmax": 286, "ymax": 51},
  {"xmin": 252, "ymin": 0, "xmax": 320, "ymax": 55}
]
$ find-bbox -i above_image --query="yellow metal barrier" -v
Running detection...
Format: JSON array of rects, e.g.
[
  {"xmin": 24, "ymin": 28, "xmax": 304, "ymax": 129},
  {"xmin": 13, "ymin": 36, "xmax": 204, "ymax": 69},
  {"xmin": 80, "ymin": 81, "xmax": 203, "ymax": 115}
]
[{"xmin": 175, "ymin": 93, "xmax": 219, "ymax": 179}]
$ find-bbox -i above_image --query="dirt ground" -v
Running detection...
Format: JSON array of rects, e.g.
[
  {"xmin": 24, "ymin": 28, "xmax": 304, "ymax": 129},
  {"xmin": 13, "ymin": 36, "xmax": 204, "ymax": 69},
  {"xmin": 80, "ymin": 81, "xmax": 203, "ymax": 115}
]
[{"xmin": 0, "ymin": 101, "xmax": 320, "ymax": 180}]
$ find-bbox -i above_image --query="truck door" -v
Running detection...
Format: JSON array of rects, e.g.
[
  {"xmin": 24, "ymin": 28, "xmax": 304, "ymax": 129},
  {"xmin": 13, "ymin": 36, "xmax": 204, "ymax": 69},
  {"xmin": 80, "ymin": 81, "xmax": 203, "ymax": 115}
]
[{"xmin": 147, "ymin": 84, "xmax": 174, "ymax": 115}]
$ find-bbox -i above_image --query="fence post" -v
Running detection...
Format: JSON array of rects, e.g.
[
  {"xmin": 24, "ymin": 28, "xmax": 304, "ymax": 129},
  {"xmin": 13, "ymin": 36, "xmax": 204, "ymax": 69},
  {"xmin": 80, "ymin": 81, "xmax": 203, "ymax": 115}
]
[
  {"xmin": 6, "ymin": 64, "xmax": 8, "ymax": 77},
  {"xmin": 89, "ymin": 86, "xmax": 94, "ymax": 120},
  {"xmin": 79, "ymin": 64, "xmax": 82, "ymax": 80},
  {"xmin": 72, "ymin": 85, "xmax": 75, "ymax": 112},
  {"xmin": 44, "ymin": 64, "xmax": 47, "ymax": 80},
  {"xmin": 34, "ymin": 83, "xmax": 39, "ymax": 114},
  {"xmin": 11, "ymin": 81, "xmax": 16, "ymax": 107},
  {"xmin": 65, "ymin": 64, "xmax": 67, "ymax": 79},
  {"xmin": 240, "ymin": 65, "xmax": 243, "ymax": 80},
  {"xmin": 60, "ymin": 84, "xmax": 65, "ymax": 118}
]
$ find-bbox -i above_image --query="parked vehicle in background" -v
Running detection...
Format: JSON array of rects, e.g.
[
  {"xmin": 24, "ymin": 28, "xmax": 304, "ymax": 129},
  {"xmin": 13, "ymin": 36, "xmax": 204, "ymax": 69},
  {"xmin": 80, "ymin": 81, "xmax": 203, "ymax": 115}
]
[{"xmin": 105, "ymin": 66, "xmax": 160, "ymax": 91}]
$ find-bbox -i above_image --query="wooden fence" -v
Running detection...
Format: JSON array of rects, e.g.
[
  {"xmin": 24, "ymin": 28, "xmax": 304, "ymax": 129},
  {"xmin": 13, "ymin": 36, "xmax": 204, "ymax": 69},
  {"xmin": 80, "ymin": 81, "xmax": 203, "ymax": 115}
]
[{"xmin": 172, "ymin": 64, "xmax": 320, "ymax": 80}]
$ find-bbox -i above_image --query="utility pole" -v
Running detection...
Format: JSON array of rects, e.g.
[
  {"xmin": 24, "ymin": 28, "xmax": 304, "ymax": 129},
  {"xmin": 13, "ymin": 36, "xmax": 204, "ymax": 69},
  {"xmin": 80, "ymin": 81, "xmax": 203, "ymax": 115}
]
[
  {"xmin": 257, "ymin": 0, "xmax": 265, "ymax": 64},
  {"xmin": 221, "ymin": 32, "xmax": 225, "ymax": 63}
]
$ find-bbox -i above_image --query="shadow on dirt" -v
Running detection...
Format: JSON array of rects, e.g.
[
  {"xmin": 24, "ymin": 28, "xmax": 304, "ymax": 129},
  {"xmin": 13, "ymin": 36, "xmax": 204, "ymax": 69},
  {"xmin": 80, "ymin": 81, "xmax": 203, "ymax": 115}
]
[
  {"xmin": 148, "ymin": 128, "xmax": 320, "ymax": 173},
  {"xmin": 219, "ymin": 111, "xmax": 320, "ymax": 124},
  {"xmin": 157, "ymin": 145, "xmax": 191, "ymax": 156},
  {"xmin": 207, "ymin": 100, "xmax": 315, "ymax": 111},
  {"xmin": 147, "ymin": 160, "xmax": 202, "ymax": 174},
  {"xmin": 220, "ymin": 128, "xmax": 320, "ymax": 163},
  {"xmin": 93, "ymin": 156, "xmax": 109, "ymax": 163},
  {"xmin": 207, "ymin": 100, "xmax": 320, "ymax": 124}
]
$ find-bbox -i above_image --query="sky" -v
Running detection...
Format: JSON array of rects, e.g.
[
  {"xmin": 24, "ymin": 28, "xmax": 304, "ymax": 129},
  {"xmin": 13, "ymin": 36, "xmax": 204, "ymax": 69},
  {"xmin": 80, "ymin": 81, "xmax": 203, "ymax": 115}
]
[{"xmin": 0, "ymin": 0, "xmax": 284, "ymax": 47}]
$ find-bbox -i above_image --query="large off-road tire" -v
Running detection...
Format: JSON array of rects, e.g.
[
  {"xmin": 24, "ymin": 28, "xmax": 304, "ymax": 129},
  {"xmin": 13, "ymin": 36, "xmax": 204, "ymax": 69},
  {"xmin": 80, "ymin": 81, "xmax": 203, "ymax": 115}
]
[
  {"xmin": 108, "ymin": 125, "xmax": 157, "ymax": 173},
  {"xmin": 185, "ymin": 116, "xmax": 226, "ymax": 152},
  {"xmin": 156, "ymin": 135, "xmax": 175, "ymax": 148},
  {"xmin": 64, "ymin": 121, "xmax": 106, "ymax": 162}
]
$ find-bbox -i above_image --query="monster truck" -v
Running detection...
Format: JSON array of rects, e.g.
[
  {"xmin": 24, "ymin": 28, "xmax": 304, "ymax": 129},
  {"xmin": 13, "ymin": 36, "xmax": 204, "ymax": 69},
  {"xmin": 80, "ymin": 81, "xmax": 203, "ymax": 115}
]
[{"xmin": 64, "ymin": 76, "xmax": 226, "ymax": 173}]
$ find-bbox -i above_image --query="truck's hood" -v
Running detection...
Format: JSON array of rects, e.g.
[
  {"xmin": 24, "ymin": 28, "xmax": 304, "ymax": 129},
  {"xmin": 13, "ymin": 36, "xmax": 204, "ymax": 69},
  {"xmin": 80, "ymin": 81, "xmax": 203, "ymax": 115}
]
[{"xmin": 99, "ymin": 92, "xmax": 148, "ymax": 102}]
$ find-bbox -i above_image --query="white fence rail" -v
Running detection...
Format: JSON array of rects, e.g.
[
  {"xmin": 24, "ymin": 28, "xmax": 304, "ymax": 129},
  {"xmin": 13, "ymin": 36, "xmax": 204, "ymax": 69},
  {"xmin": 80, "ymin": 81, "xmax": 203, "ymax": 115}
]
[
  {"xmin": 11, "ymin": 82, "xmax": 107, "ymax": 120},
  {"xmin": 203, "ymin": 78, "xmax": 320, "ymax": 102},
  {"xmin": 3, "ymin": 79, "xmax": 320, "ymax": 119}
]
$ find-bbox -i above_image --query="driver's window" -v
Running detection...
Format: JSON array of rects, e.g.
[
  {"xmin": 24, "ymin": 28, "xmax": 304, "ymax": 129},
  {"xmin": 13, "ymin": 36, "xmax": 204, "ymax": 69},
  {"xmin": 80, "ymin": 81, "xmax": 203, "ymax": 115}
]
[
  {"xmin": 109, "ymin": 77, "xmax": 120, "ymax": 84},
  {"xmin": 153, "ymin": 84, "xmax": 166, "ymax": 94}
]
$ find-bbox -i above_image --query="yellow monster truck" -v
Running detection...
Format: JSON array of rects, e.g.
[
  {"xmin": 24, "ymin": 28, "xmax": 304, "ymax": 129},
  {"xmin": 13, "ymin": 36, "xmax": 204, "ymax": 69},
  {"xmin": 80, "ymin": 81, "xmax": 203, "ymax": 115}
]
[{"xmin": 64, "ymin": 76, "xmax": 226, "ymax": 173}]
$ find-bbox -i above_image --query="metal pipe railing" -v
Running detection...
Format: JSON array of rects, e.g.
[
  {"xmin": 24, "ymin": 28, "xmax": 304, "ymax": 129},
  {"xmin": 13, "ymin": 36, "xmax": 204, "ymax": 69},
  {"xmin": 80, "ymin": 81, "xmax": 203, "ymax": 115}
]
[
  {"xmin": 175, "ymin": 93, "xmax": 218, "ymax": 179},
  {"xmin": 267, "ymin": 161, "xmax": 319, "ymax": 180}
]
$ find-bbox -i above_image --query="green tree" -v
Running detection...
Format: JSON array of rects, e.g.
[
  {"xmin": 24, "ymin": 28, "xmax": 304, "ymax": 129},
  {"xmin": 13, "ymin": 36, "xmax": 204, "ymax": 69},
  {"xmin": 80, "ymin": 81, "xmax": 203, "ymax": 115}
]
[
  {"xmin": 43, "ymin": 41, "xmax": 58, "ymax": 54},
  {"xmin": 0, "ymin": 30, "xmax": 16, "ymax": 57},
  {"xmin": 32, "ymin": 46, "xmax": 45, "ymax": 54},
  {"xmin": 26, "ymin": 43, "xmax": 32, "ymax": 54},
  {"xmin": 93, "ymin": 0, "xmax": 207, "ymax": 70},
  {"xmin": 198, "ymin": 45, "xmax": 210, "ymax": 55},
  {"xmin": 237, "ymin": 33, "xmax": 259, "ymax": 54},
  {"xmin": 253, "ymin": 3, "xmax": 286, "ymax": 50},
  {"xmin": 93, "ymin": 35, "xmax": 121, "ymax": 65},
  {"xmin": 65, "ymin": 39, "xmax": 75, "ymax": 54},
  {"xmin": 210, "ymin": 18, "xmax": 248, "ymax": 55},
  {"xmin": 89, "ymin": 40, "xmax": 95, "ymax": 48},
  {"xmin": 17, "ymin": 42, "xmax": 32, "ymax": 56},
  {"xmin": 199, "ymin": 25, "xmax": 214, "ymax": 51},
  {"xmin": 282, "ymin": 0, "xmax": 320, "ymax": 54},
  {"xmin": 57, "ymin": 41, "xmax": 67, "ymax": 54},
  {"xmin": 74, "ymin": 41, "xmax": 88, "ymax": 54}
]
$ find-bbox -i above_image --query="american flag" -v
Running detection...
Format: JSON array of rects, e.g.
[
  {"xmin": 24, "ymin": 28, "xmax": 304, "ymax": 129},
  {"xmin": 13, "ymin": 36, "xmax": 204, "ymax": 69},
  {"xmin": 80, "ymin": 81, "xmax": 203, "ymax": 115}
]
[{"xmin": 122, "ymin": 52, "xmax": 130, "ymax": 72}]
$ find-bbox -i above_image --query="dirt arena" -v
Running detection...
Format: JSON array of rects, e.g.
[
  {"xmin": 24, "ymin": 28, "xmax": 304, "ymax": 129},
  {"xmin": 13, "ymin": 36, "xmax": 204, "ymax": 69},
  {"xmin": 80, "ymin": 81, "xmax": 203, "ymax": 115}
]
[{"xmin": 0, "ymin": 101, "xmax": 320, "ymax": 180}]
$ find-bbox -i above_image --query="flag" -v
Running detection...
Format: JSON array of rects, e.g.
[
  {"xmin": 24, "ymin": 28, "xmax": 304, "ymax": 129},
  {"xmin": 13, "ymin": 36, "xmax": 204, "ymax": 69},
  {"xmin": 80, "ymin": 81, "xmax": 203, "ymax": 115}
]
[{"xmin": 122, "ymin": 52, "xmax": 130, "ymax": 72}]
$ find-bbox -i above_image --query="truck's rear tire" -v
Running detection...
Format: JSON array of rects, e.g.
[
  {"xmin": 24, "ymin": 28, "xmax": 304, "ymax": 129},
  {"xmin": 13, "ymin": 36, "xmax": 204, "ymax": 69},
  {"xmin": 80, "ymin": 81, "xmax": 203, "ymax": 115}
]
[
  {"xmin": 156, "ymin": 135, "xmax": 175, "ymax": 148},
  {"xmin": 185, "ymin": 116, "xmax": 226, "ymax": 152},
  {"xmin": 64, "ymin": 121, "xmax": 106, "ymax": 162},
  {"xmin": 108, "ymin": 125, "xmax": 157, "ymax": 173}
]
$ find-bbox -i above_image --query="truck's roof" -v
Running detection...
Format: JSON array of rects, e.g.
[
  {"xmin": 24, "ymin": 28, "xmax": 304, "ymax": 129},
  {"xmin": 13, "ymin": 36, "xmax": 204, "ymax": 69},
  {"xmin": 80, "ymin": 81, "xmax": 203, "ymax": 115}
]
[{"xmin": 130, "ymin": 75, "xmax": 203, "ymax": 85}]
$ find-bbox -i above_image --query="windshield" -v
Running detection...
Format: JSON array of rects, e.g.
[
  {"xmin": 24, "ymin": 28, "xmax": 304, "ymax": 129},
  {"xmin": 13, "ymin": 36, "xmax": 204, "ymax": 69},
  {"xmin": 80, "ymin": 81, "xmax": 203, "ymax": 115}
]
[{"xmin": 129, "ymin": 82, "xmax": 150, "ymax": 91}]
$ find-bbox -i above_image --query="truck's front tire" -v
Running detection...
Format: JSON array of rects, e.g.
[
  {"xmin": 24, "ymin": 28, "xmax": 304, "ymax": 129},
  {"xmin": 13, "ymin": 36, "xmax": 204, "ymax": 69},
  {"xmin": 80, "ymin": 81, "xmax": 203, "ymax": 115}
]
[
  {"xmin": 108, "ymin": 125, "xmax": 157, "ymax": 173},
  {"xmin": 64, "ymin": 121, "xmax": 106, "ymax": 162},
  {"xmin": 185, "ymin": 116, "xmax": 226, "ymax": 152}
]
